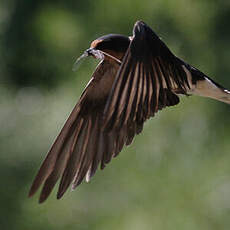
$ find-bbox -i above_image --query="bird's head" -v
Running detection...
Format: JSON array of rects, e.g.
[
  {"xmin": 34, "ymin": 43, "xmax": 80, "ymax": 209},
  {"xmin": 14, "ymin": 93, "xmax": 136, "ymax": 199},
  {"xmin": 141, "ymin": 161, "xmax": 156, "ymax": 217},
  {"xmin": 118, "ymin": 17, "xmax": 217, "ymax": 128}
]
[
  {"xmin": 73, "ymin": 34, "xmax": 130, "ymax": 71},
  {"xmin": 88, "ymin": 34, "xmax": 130, "ymax": 61}
]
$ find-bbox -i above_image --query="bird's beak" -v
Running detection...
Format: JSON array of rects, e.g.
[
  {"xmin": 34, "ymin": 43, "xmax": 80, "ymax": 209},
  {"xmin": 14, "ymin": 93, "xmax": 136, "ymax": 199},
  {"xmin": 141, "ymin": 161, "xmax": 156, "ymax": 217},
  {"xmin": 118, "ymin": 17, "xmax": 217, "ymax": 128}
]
[{"xmin": 85, "ymin": 48, "xmax": 94, "ymax": 56}]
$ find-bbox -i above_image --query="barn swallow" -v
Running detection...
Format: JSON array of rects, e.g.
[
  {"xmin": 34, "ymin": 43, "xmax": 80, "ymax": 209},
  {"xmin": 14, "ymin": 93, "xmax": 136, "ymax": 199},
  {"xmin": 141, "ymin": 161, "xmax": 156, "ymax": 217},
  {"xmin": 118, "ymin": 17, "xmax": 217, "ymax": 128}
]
[{"xmin": 29, "ymin": 21, "xmax": 230, "ymax": 203}]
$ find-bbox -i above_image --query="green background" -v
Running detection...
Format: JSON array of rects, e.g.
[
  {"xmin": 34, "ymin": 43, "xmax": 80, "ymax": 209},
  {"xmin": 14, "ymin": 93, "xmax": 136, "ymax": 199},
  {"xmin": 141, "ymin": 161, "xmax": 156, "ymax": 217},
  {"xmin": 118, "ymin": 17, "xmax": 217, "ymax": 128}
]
[{"xmin": 1, "ymin": 0, "xmax": 230, "ymax": 229}]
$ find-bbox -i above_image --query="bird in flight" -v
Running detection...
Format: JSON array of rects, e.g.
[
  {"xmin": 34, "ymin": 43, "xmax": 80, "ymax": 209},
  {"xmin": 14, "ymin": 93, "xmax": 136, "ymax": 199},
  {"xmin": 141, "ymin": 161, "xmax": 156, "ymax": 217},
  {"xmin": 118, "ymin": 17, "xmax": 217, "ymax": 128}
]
[{"xmin": 29, "ymin": 21, "xmax": 230, "ymax": 203}]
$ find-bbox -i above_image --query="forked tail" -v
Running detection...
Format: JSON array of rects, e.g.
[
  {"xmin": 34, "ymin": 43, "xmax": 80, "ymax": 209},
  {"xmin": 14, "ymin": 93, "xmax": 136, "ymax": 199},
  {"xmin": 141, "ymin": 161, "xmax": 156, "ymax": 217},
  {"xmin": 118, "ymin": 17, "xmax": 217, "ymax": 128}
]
[
  {"xmin": 184, "ymin": 65, "xmax": 230, "ymax": 104},
  {"xmin": 192, "ymin": 76, "xmax": 230, "ymax": 104}
]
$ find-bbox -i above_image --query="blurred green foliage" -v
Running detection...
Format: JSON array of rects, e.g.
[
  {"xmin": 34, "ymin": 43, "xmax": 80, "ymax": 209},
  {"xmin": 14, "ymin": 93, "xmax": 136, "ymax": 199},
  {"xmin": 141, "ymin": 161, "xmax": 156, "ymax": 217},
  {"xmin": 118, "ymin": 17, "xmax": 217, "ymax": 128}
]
[{"xmin": 1, "ymin": 0, "xmax": 230, "ymax": 229}]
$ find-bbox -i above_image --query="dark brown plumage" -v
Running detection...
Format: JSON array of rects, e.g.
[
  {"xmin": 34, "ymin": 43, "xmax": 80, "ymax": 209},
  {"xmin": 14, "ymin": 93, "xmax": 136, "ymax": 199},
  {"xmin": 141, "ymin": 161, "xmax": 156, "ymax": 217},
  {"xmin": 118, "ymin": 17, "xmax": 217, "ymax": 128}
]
[{"xmin": 29, "ymin": 21, "xmax": 230, "ymax": 203}]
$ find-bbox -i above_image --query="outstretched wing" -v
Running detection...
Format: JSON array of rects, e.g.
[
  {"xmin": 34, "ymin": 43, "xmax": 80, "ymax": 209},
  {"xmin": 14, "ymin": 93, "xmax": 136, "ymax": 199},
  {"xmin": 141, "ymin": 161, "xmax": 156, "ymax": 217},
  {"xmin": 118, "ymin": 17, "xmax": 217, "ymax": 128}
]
[
  {"xmin": 29, "ymin": 21, "xmax": 196, "ymax": 203},
  {"xmin": 103, "ymin": 21, "xmax": 190, "ymax": 132},
  {"xmin": 29, "ymin": 60, "xmax": 122, "ymax": 203}
]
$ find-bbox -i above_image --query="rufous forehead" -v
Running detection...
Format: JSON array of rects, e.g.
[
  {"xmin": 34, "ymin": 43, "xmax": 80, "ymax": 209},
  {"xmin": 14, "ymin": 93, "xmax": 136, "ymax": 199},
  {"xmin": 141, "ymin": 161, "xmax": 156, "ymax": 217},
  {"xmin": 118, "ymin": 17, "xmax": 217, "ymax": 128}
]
[{"xmin": 90, "ymin": 39, "xmax": 103, "ymax": 49}]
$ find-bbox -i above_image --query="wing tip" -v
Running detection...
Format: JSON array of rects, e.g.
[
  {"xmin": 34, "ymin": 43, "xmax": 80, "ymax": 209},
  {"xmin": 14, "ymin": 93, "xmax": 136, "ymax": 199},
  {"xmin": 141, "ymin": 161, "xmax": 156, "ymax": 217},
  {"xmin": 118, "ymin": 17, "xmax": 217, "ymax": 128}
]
[
  {"xmin": 28, "ymin": 179, "xmax": 40, "ymax": 198},
  {"xmin": 57, "ymin": 191, "xmax": 64, "ymax": 200},
  {"xmin": 56, "ymin": 185, "xmax": 68, "ymax": 200},
  {"xmin": 28, "ymin": 188, "xmax": 35, "ymax": 198},
  {"xmin": 38, "ymin": 194, "xmax": 47, "ymax": 204}
]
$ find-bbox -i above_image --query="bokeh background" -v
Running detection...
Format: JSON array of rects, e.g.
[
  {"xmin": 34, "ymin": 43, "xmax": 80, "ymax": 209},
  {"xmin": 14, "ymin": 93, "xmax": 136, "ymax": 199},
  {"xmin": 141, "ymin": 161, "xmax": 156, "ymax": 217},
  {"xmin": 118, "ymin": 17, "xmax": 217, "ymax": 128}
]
[{"xmin": 1, "ymin": 0, "xmax": 230, "ymax": 229}]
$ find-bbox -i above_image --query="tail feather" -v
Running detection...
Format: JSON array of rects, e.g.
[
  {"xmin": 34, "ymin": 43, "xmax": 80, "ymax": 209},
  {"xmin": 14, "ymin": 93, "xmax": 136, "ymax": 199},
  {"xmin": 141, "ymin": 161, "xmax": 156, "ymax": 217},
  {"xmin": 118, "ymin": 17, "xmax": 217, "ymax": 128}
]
[
  {"xmin": 192, "ymin": 76, "xmax": 230, "ymax": 104},
  {"xmin": 180, "ymin": 63, "xmax": 230, "ymax": 104}
]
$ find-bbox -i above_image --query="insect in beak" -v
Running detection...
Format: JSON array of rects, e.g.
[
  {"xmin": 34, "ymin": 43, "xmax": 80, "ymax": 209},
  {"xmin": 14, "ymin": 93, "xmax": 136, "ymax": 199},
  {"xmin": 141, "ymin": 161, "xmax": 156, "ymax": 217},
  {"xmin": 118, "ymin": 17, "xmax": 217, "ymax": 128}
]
[{"xmin": 72, "ymin": 48, "xmax": 105, "ymax": 71}]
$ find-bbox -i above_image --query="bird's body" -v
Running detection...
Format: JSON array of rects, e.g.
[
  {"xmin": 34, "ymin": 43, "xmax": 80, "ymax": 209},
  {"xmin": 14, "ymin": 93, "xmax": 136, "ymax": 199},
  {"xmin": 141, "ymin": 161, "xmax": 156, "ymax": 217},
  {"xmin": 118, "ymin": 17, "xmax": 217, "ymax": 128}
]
[{"xmin": 29, "ymin": 21, "xmax": 230, "ymax": 203}]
